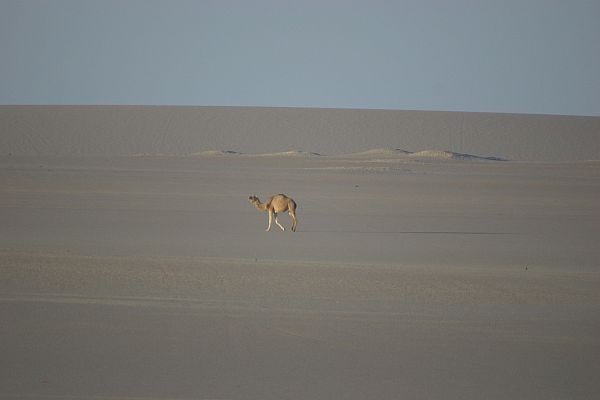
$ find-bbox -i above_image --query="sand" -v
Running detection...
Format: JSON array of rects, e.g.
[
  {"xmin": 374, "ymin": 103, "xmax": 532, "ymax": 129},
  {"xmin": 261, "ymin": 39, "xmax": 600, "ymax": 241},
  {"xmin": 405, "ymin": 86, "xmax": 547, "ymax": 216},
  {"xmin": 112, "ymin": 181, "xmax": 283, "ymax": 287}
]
[
  {"xmin": 1, "ymin": 150, "xmax": 599, "ymax": 399},
  {"xmin": 2, "ymin": 105, "xmax": 600, "ymax": 161}
]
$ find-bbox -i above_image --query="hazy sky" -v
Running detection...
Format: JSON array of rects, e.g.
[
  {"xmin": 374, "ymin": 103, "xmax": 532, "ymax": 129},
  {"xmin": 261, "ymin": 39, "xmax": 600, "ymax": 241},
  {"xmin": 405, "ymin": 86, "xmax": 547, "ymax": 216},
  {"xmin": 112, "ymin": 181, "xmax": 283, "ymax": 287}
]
[{"xmin": 1, "ymin": 0, "xmax": 599, "ymax": 116}]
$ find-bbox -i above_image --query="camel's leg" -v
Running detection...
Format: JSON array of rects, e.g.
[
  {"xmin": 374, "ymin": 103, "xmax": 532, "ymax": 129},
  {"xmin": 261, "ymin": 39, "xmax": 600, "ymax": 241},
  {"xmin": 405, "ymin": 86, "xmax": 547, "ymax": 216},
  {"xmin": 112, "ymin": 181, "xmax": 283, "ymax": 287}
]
[
  {"xmin": 289, "ymin": 210, "xmax": 298, "ymax": 232},
  {"xmin": 266, "ymin": 210, "xmax": 273, "ymax": 231},
  {"xmin": 274, "ymin": 213, "xmax": 286, "ymax": 231}
]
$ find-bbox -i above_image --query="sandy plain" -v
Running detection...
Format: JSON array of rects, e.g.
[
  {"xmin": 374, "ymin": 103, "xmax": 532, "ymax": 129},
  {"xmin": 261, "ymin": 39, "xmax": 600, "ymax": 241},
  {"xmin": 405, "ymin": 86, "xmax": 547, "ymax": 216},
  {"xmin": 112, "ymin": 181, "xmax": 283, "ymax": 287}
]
[{"xmin": 1, "ymin": 151, "xmax": 599, "ymax": 399}]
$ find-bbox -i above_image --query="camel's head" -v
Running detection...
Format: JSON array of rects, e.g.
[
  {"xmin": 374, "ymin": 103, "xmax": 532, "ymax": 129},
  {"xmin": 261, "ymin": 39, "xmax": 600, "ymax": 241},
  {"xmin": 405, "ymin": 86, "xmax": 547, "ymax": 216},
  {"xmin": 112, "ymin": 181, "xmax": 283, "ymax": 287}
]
[{"xmin": 248, "ymin": 195, "xmax": 259, "ymax": 204}]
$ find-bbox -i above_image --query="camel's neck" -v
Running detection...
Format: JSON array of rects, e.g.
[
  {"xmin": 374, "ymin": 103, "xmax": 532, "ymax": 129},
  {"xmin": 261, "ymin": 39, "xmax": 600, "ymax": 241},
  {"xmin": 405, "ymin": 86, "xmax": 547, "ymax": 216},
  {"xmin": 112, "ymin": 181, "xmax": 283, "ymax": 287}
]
[{"xmin": 252, "ymin": 200, "xmax": 268, "ymax": 212}]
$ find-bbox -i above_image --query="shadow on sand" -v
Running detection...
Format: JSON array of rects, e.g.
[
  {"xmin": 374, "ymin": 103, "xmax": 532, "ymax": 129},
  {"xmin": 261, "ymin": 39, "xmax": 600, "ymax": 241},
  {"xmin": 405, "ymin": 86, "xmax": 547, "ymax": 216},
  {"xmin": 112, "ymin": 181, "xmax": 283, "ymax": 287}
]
[{"xmin": 299, "ymin": 230, "xmax": 515, "ymax": 235}]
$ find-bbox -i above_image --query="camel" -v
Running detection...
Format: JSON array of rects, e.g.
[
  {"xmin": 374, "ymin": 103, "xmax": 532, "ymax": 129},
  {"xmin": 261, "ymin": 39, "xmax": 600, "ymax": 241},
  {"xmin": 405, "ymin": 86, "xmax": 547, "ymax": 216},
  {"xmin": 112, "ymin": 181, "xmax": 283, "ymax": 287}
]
[{"xmin": 248, "ymin": 194, "xmax": 298, "ymax": 232}]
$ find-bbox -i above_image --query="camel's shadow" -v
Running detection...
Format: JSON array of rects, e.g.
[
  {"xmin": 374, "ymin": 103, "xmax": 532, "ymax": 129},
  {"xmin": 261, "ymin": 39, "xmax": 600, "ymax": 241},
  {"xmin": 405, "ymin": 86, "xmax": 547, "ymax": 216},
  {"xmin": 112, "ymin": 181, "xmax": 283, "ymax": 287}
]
[{"xmin": 299, "ymin": 230, "xmax": 514, "ymax": 235}]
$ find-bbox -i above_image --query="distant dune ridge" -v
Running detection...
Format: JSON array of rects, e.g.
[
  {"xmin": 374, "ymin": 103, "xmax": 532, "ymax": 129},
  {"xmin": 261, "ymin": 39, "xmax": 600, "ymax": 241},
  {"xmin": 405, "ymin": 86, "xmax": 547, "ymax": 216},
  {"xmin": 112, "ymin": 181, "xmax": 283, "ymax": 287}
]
[
  {"xmin": 345, "ymin": 148, "xmax": 505, "ymax": 161},
  {"xmin": 1, "ymin": 105, "xmax": 599, "ymax": 161},
  {"xmin": 184, "ymin": 147, "xmax": 504, "ymax": 161}
]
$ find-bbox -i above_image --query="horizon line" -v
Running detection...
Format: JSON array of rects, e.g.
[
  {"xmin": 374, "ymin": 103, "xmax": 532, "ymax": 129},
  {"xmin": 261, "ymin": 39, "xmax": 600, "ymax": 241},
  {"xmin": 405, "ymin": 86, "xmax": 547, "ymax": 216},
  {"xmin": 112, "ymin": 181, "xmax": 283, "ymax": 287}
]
[{"xmin": 1, "ymin": 103, "xmax": 599, "ymax": 118}]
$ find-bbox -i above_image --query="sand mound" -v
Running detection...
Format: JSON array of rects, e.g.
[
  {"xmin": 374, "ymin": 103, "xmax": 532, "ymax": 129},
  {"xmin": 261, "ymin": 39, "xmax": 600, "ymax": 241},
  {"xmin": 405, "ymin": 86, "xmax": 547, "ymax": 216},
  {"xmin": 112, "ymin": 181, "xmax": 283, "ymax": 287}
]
[
  {"xmin": 345, "ymin": 148, "xmax": 505, "ymax": 161},
  {"xmin": 409, "ymin": 150, "xmax": 506, "ymax": 161},
  {"xmin": 255, "ymin": 150, "xmax": 322, "ymax": 157},
  {"xmin": 188, "ymin": 150, "xmax": 242, "ymax": 156},
  {"xmin": 348, "ymin": 148, "xmax": 412, "ymax": 157},
  {"xmin": 188, "ymin": 149, "xmax": 321, "ymax": 157}
]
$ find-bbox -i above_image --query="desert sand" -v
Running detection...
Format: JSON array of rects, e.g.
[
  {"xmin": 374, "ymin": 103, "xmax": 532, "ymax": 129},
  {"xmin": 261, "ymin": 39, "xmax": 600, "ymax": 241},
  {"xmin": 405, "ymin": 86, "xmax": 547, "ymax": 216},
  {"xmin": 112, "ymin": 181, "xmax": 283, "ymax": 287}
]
[
  {"xmin": 2, "ymin": 105, "xmax": 600, "ymax": 161},
  {"xmin": 1, "ymin": 106, "xmax": 600, "ymax": 399}
]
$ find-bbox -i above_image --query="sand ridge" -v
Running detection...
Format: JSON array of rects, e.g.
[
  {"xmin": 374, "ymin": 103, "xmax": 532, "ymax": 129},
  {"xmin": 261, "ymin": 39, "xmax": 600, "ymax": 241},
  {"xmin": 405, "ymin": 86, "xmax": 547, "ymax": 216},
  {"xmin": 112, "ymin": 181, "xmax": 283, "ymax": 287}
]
[
  {"xmin": 2, "ymin": 105, "xmax": 599, "ymax": 161},
  {"xmin": 186, "ymin": 148, "xmax": 502, "ymax": 160}
]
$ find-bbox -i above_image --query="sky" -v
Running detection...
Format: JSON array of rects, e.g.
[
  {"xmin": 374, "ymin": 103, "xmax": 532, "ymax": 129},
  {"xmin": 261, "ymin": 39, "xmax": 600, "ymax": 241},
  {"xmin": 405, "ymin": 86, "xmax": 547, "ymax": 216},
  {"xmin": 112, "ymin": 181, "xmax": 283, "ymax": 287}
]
[{"xmin": 1, "ymin": 0, "xmax": 599, "ymax": 116}]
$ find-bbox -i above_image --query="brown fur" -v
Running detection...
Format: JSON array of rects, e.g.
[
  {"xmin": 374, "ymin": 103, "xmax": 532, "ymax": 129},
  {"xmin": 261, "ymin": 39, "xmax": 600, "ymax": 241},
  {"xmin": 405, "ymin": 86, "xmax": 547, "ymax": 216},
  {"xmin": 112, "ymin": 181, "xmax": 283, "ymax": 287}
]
[{"xmin": 249, "ymin": 194, "xmax": 298, "ymax": 232}]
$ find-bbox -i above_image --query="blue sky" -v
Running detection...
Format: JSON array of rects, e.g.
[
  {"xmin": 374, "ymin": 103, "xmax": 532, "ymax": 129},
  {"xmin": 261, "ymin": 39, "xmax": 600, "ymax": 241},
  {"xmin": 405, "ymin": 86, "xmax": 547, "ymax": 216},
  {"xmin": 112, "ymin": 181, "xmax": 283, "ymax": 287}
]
[{"xmin": 1, "ymin": 0, "xmax": 599, "ymax": 116}]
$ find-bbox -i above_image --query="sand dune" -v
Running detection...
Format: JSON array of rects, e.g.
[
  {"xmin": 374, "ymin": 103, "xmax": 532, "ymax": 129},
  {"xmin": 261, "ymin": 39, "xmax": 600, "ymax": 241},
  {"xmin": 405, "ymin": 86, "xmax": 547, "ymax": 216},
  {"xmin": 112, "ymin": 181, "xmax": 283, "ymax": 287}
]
[
  {"xmin": 188, "ymin": 149, "xmax": 243, "ymax": 156},
  {"xmin": 409, "ymin": 150, "xmax": 506, "ymax": 161},
  {"xmin": 188, "ymin": 149, "xmax": 323, "ymax": 157},
  {"xmin": 138, "ymin": 148, "xmax": 505, "ymax": 161},
  {"xmin": 347, "ymin": 148, "xmax": 413, "ymax": 156},
  {"xmin": 254, "ymin": 150, "xmax": 323, "ymax": 157},
  {"xmin": 345, "ymin": 147, "xmax": 505, "ymax": 161},
  {"xmin": 2, "ymin": 105, "xmax": 599, "ymax": 161},
  {"xmin": 182, "ymin": 147, "xmax": 503, "ymax": 161}
]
